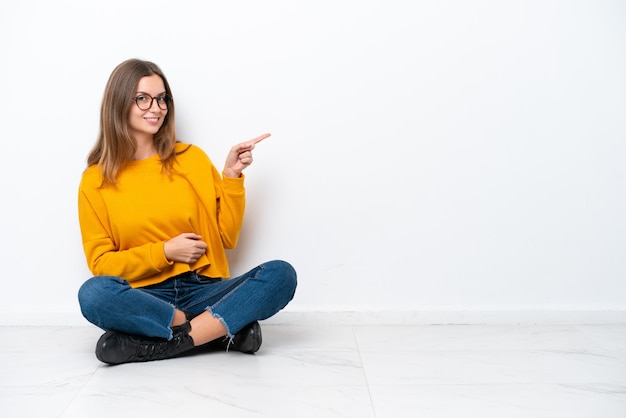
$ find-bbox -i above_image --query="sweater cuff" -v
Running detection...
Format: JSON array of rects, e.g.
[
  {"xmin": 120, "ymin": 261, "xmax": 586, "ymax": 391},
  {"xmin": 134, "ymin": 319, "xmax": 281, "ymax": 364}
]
[
  {"xmin": 151, "ymin": 241, "xmax": 173, "ymax": 271},
  {"xmin": 222, "ymin": 173, "xmax": 245, "ymax": 191}
]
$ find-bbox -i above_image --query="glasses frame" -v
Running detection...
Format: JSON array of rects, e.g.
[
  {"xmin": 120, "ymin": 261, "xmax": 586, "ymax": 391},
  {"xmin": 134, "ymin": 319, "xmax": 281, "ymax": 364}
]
[{"xmin": 133, "ymin": 94, "xmax": 171, "ymax": 111}]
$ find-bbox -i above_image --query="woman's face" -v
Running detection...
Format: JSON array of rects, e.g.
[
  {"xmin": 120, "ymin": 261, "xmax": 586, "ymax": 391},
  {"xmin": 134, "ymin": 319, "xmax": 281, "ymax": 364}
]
[{"xmin": 129, "ymin": 74, "xmax": 168, "ymax": 141}]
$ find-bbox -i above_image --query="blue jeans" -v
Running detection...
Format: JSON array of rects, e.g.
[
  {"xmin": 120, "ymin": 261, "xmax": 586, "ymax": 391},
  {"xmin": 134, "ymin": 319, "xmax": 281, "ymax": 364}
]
[{"xmin": 78, "ymin": 260, "xmax": 297, "ymax": 340}]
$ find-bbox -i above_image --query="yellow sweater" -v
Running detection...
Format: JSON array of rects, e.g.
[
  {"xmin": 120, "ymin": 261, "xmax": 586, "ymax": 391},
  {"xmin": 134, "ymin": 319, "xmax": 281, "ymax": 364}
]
[{"xmin": 78, "ymin": 143, "xmax": 245, "ymax": 288}]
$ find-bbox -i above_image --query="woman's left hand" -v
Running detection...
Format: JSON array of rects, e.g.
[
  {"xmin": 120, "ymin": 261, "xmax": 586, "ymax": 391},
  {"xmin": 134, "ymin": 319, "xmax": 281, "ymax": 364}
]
[{"xmin": 223, "ymin": 133, "xmax": 270, "ymax": 178}]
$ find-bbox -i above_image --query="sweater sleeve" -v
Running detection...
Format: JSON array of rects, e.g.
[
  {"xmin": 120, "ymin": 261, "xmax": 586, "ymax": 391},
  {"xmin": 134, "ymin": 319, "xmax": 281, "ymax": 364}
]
[
  {"xmin": 215, "ymin": 167, "xmax": 246, "ymax": 249},
  {"xmin": 184, "ymin": 145, "xmax": 246, "ymax": 251}
]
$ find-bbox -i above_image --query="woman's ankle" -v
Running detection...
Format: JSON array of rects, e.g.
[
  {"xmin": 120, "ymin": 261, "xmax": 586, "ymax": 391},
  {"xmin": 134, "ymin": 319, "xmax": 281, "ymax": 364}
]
[{"xmin": 170, "ymin": 309, "xmax": 188, "ymax": 327}]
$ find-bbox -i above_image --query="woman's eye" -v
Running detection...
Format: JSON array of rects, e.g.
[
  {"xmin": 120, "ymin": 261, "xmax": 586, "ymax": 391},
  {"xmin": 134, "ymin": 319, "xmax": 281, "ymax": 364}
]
[{"xmin": 136, "ymin": 95, "xmax": 148, "ymax": 102}]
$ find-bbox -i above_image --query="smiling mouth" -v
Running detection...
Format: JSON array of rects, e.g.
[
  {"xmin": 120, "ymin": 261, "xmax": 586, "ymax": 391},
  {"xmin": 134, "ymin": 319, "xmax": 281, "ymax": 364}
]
[{"xmin": 144, "ymin": 117, "xmax": 160, "ymax": 122}]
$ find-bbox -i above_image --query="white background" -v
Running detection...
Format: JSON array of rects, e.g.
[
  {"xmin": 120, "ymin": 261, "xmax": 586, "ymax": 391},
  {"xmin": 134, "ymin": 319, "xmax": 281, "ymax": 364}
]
[{"xmin": 1, "ymin": 0, "xmax": 625, "ymax": 324}]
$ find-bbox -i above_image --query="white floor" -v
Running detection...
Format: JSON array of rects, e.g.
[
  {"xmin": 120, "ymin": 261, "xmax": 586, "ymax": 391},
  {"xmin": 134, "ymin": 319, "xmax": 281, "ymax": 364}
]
[{"xmin": 1, "ymin": 323, "xmax": 626, "ymax": 418}]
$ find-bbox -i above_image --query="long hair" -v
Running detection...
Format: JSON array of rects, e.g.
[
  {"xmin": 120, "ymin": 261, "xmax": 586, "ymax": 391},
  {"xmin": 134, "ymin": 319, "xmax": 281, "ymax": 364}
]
[{"xmin": 87, "ymin": 59, "xmax": 178, "ymax": 186}]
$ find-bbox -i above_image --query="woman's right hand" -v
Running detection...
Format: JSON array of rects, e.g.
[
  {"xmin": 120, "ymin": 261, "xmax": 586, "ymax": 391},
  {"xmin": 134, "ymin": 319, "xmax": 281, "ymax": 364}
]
[{"xmin": 164, "ymin": 233, "xmax": 208, "ymax": 264}]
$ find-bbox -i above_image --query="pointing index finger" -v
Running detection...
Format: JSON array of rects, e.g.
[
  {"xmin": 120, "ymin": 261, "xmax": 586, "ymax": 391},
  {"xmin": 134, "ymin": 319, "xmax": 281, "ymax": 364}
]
[{"xmin": 249, "ymin": 133, "xmax": 271, "ymax": 146}]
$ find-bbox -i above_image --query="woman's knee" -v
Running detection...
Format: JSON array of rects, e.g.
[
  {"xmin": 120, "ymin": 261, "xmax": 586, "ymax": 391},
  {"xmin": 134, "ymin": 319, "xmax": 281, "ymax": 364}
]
[
  {"xmin": 78, "ymin": 276, "xmax": 128, "ymax": 315},
  {"xmin": 263, "ymin": 260, "xmax": 297, "ymax": 297}
]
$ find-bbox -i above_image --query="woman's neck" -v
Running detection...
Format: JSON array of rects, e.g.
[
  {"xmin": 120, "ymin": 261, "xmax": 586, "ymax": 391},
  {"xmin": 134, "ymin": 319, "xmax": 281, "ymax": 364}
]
[{"xmin": 133, "ymin": 136, "xmax": 157, "ymax": 160}]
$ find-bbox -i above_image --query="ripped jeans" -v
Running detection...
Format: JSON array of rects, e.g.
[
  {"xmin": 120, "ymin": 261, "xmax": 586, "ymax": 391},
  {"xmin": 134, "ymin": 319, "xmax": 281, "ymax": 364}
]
[{"xmin": 78, "ymin": 260, "xmax": 297, "ymax": 340}]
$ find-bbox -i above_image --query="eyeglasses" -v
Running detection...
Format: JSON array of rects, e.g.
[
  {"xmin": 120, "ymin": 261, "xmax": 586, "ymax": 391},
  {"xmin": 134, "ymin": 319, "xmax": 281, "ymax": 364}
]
[{"xmin": 133, "ymin": 94, "xmax": 171, "ymax": 110}]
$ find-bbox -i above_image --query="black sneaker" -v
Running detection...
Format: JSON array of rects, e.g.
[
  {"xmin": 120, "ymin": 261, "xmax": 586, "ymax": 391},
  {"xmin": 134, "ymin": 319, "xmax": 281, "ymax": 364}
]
[
  {"xmin": 95, "ymin": 322, "xmax": 195, "ymax": 365},
  {"xmin": 228, "ymin": 321, "xmax": 263, "ymax": 354}
]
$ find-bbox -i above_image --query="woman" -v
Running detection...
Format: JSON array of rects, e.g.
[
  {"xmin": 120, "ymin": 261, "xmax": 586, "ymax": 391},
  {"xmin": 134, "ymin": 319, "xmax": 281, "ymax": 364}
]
[{"xmin": 77, "ymin": 58, "xmax": 297, "ymax": 365}]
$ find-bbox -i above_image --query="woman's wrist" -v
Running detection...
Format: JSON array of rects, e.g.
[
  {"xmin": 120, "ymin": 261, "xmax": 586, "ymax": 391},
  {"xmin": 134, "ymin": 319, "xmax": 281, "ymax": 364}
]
[{"xmin": 223, "ymin": 168, "xmax": 241, "ymax": 178}]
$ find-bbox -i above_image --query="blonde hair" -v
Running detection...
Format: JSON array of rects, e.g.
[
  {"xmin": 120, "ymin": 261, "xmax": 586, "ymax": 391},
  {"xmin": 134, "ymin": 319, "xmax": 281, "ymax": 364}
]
[{"xmin": 87, "ymin": 59, "xmax": 178, "ymax": 185}]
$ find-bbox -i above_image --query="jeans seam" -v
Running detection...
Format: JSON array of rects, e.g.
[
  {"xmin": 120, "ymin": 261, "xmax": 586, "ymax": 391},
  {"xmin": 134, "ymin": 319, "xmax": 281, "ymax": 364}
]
[{"xmin": 211, "ymin": 277, "xmax": 250, "ymax": 311}]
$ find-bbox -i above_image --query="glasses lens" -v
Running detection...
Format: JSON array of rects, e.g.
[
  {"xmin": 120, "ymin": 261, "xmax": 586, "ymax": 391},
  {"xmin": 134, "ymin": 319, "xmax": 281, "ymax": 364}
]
[
  {"xmin": 135, "ymin": 95, "xmax": 151, "ymax": 110},
  {"xmin": 156, "ymin": 96, "xmax": 169, "ymax": 110}
]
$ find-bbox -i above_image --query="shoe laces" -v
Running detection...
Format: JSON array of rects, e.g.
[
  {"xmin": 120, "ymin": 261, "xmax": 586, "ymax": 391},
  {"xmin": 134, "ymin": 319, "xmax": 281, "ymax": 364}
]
[{"xmin": 132, "ymin": 334, "xmax": 185, "ymax": 361}]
